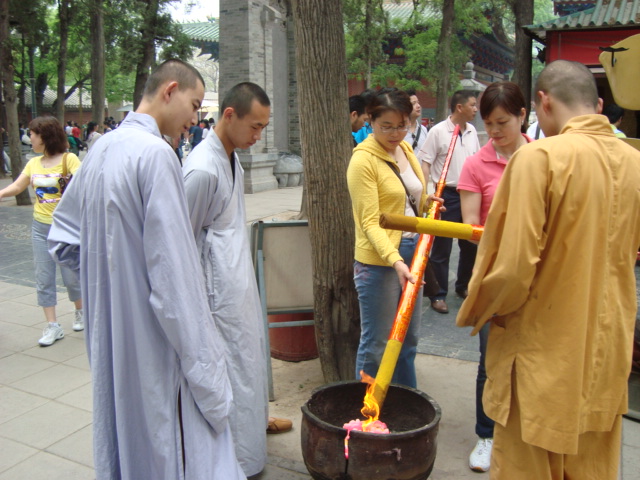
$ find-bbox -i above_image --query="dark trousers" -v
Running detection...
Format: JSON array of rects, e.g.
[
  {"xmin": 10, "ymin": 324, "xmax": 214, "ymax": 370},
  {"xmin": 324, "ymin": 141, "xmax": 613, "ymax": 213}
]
[
  {"xmin": 429, "ymin": 187, "xmax": 477, "ymax": 301},
  {"xmin": 476, "ymin": 323, "xmax": 494, "ymax": 438}
]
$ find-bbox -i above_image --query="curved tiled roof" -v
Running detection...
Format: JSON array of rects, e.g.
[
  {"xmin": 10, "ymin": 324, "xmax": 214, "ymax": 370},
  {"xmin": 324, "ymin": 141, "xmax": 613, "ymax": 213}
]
[
  {"xmin": 384, "ymin": 1, "xmax": 438, "ymax": 24},
  {"xmin": 23, "ymin": 86, "xmax": 98, "ymax": 109},
  {"xmin": 178, "ymin": 20, "xmax": 219, "ymax": 42},
  {"xmin": 525, "ymin": 0, "xmax": 640, "ymax": 42}
]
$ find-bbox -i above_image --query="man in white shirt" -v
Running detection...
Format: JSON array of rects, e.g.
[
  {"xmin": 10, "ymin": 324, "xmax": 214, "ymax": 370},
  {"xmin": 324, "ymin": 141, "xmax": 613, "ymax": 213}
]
[
  {"xmin": 526, "ymin": 120, "xmax": 545, "ymax": 140},
  {"xmin": 403, "ymin": 89, "xmax": 428, "ymax": 154},
  {"xmin": 417, "ymin": 90, "xmax": 480, "ymax": 313}
]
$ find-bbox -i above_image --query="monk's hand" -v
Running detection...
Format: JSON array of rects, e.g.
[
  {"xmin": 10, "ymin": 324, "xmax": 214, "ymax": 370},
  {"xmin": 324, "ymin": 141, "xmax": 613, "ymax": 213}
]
[
  {"xmin": 393, "ymin": 260, "xmax": 417, "ymax": 289},
  {"xmin": 427, "ymin": 194, "xmax": 446, "ymax": 212}
]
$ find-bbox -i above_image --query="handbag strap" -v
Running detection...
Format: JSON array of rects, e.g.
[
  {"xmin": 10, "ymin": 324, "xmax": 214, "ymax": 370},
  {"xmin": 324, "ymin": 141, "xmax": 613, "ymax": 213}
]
[
  {"xmin": 411, "ymin": 124, "xmax": 422, "ymax": 150},
  {"xmin": 386, "ymin": 161, "xmax": 419, "ymax": 217}
]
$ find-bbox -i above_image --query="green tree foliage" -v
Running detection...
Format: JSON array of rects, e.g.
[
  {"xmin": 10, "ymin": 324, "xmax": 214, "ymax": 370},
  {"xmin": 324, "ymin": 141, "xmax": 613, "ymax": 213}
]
[
  {"xmin": 344, "ymin": 0, "xmax": 555, "ymax": 100},
  {"xmin": 532, "ymin": 0, "xmax": 554, "ymax": 78},
  {"xmin": 6, "ymin": 0, "xmax": 195, "ymax": 122},
  {"xmin": 8, "ymin": 0, "xmax": 55, "ymax": 119},
  {"xmin": 344, "ymin": 0, "xmax": 493, "ymax": 97},
  {"xmin": 388, "ymin": 0, "xmax": 492, "ymax": 100},
  {"xmin": 343, "ymin": 0, "xmax": 389, "ymax": 88}
]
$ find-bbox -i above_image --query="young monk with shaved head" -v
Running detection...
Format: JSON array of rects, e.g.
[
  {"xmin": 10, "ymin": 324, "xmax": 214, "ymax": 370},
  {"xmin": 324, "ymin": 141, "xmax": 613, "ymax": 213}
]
[
  {"xmin": 48, "ymin": 59, "xmax": 245, "ymax": 479},
  {"xmin": 457, "ymin": 59, "xmax": 640, "ymax": 479}
]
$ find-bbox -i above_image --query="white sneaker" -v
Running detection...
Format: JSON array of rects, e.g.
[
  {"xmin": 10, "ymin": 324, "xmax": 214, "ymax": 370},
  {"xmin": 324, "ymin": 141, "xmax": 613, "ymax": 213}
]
[
  {"xmin": 39, "ymin": 323, "xmax": 64, "ymax": 346},
  {"xmin": 469, "ymin": 437, "xmax": 493, "ymax": 472},
  {"xmin": 73, "ymin": 309, "xmax": 84, "ymax": 332}
]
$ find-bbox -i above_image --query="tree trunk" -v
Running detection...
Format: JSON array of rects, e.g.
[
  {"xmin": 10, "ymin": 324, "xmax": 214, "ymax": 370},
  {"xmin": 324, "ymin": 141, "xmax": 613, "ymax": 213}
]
[
  {"xmin": 364, "ymin": 0, "xmax": 373, "ymax": 89},
  {"xmin": 0, "ymin": 1, "xmax": 31, "ymax": 204},
  {"xmin": 511, "ymin": 0, "xmax": 534, "ymax": 120},
  {"xmin": 56, "ymin": 0, "xmax": 70, "ymax": 124},
  {"xmin": 133, "ymin": 0, "xmax": 160, "ymax": 110},
  {"xmin": 435, "ymin": 0, "xmax": 455, "ymax": 122},
  {"xmin": 18, "ymin": 35, "xmax": 27, "ymax": 122},
  {"xmin": 90, "ymin": 0, "xmax": 105, "ymax": 126},
  {"xmin": 290, "ymin": 0, "xmax": 361, "ymax": 382},
  {"xmin": 52, "ymin": 76, "xmax": 91, "ymax": 111}
]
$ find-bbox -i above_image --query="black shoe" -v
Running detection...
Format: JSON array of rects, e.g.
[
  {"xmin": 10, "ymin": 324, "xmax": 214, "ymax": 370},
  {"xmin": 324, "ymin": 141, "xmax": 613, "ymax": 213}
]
[{"xmin": 455, "ymin": 288, "xmax": 468, "ymax": 299}]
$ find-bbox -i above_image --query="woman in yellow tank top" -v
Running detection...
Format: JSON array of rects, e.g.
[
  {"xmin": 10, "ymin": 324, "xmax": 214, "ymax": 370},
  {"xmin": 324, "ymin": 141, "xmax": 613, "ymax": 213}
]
[{"xmin": 0, "ymin": 116, "xmax": 83, "ymax": 346}]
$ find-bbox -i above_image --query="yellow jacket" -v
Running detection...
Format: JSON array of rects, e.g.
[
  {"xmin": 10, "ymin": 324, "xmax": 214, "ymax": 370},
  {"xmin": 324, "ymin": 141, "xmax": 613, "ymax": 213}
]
[
  {"xmin": 347, "ymin": 135, "xmax": 427, "ymax": 267},
  {"xmin": 457, "ymin": 115, "xmax": 640, "ymax": 454}
]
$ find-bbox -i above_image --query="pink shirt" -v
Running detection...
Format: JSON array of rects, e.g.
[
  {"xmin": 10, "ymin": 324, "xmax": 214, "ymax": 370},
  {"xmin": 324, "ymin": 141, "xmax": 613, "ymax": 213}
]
[{"xmin": 458, "ymin": 134, "xmax": 531, "ymax": 225}]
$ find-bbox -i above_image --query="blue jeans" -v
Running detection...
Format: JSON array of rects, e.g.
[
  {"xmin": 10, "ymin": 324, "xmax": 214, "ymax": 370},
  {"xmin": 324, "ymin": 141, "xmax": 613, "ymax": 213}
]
[
  {"xmin": 354, "ymin": 237, "xmax": 422, "ymax": 388},
  {"xmin": 476, "ymin": 323, "xmax": 495, "ymax": 438},
  {"xmin": 32, "ymin": 220, "xmax": 81, "ymax": 307},
  {"xmin": 429, "ymin": 187, "xmax": 477, "ymax": 300}
]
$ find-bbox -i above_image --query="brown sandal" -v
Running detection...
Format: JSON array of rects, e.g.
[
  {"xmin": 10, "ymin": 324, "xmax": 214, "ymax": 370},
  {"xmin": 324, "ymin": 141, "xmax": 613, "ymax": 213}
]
[{"xmin": 267, "ymin": 416, "xmax": 293, "ymax": 434}]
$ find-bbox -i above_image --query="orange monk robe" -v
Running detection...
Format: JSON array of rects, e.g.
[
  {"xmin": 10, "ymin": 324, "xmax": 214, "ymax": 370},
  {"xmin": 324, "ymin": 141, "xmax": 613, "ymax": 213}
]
[{"xmin": 456, "ymin": 115, "xmax": 640, "ymax": 455}]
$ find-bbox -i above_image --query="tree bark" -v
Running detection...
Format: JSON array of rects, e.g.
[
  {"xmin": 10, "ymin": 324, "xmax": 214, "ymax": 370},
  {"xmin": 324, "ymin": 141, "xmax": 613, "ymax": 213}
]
[
  {"xmin": 56, "ymin": 0, "xmax": 70, "ymax": 124},
  {"xmin": 90, "ymin": 0, "xmax": 105, "ymax": 126},
  {"xmin": 0, "ymin": 0, "xmax": 31, "ymax": 204},
  {"xmin": 290, "ymin": 0, "xmax": 360, "ymax": 382},
  {"xmin": 435, "ymin": 0, "xmax": 455, "ymax": 122},
  {"xmin": 51, "ymin": 76, "xmax": 91, "ymax": 111},
  {"xmin": 133, "ymin": 0, "xmax": 160, "ymax": 110},
  {"xmin": 364, "ymin": 0, "xmax": 373, "ymax": 88},
  {"xmin": 510, "ymin": 0, "xmax": 534, "ymax": 119}
]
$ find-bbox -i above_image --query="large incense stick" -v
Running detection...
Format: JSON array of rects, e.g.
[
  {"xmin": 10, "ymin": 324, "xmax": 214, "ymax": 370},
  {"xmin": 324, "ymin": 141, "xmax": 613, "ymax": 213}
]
[
  {"xmin": 365, "ymin": 124, "xmax": 461, "ymax": 414},
  {"xmin": 379, "ymin": 214, "xmax": 484, "ymax": 242}
]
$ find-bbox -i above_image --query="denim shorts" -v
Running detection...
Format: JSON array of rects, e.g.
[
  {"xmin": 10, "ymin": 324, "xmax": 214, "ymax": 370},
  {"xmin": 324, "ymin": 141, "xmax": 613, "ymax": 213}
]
[
  {"xmin": 32, "ymin": 219, "xmax": 81, "ymax": 307},
  {"xmin": 354, "ymin": 236, "xmax": 422, "ymax": 388}
]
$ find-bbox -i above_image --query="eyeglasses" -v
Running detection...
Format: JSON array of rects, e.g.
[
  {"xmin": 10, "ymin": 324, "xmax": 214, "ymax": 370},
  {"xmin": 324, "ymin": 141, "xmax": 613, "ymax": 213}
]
[{"xmin": 378, "ymin": 125, "xmax": 409, "ymax": 134}]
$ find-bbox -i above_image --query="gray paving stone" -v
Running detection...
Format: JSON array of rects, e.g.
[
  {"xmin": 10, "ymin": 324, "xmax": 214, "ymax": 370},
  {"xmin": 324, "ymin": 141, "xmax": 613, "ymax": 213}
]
[
  {"xmin": 0, "ymin": 450, "xmax": 93, "ymax": 480},
  {"xmin": 0, "ymin": 401, "xmax": 92, "ymax": 450},
  {"xmin": 0, "ymin": 353, "xmax": 56, "ymax": 385},
  {"xmin": 0, "ymin": 437, "xmax": 38, "ymax": 475}
]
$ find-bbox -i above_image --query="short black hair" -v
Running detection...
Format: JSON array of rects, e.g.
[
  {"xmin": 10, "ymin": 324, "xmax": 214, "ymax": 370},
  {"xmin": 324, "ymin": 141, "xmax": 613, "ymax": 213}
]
[
  {"xmin": 450, "ymin": 90, "xmax": 476, "ymax": 113},
  {"xmin": 220, "ymin": 82, "xmax": 270, "ymax": 119},
  {"xmin": 349, "ymin": 95, "xmax": 366, "ymax": 115},
  {"xmin": 143, "ymin": 59, "xmax": 205, "ymax": 98},
  {"xmin": 405, "ymin": 88, "xmax": 417, "ymax": 97},
  {"xmin": 602, "ymin": 103, "xmax": 624, "ymax": 124},
  {"xmin": 360, "ymin": 88, "xmax": 377, "ymax": 107}
]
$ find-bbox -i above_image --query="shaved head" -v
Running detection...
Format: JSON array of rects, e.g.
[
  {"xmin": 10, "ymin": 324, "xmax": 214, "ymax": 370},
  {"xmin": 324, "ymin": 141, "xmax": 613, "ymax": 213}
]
[
  {"xmin": 143, "ymin": 59, "xmax": 205, "ymax": 98},
  {"xmin": 535, "ymin": 60, "xmax": 598, "ymax": 109}
]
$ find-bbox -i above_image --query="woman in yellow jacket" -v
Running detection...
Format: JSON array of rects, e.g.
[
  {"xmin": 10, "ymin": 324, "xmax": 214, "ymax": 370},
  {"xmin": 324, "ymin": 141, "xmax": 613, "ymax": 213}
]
[{"xmin": 347, "ymin": 88, "xmax": 429, "ymax": 388}]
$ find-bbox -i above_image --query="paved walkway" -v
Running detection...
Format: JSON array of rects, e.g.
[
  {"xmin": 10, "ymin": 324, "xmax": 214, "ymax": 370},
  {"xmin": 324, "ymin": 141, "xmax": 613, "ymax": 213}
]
[{"xmin": 0, "ymin": 177, "xmax": 638, "ymax": 479}]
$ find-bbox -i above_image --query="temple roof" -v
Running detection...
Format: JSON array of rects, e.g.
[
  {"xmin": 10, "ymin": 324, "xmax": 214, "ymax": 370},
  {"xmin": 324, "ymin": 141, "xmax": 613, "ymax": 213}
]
[
  {"xmin": 177, "ymin": 20, "xmax": 219, "ymax": 59},
  {"xmin": 383, "ymin": 0, "xmax": 438, "ymax": 24},
  {"xmin": 23, "ymin": 86, "xmax": 96, "ymax": 109},
  {"xmin": 178, "ymin": 20, "xmax": 219, "ymax": 42},
  {"xmin": 525, "ymin": 0, "xmax": 640, "ymax": 43},
  {"xmin": 554, "ymin": 1, "xmax": 597, "ymax": 16}
]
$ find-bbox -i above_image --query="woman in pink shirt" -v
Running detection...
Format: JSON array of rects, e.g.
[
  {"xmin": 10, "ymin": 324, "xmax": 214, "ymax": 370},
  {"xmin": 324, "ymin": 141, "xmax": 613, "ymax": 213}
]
[{"xmin": 457, "ymin": 81, "xmax": 531, "ymax": 473}]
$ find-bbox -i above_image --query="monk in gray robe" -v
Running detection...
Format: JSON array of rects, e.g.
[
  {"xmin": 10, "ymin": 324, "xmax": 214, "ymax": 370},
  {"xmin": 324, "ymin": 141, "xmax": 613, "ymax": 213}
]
[
  {"xmin": 182, "ymin": 82, "xmax": 272, "ymax": 476},
  {"xmin": 49, "ymin": 60, "xmax": 245, "ymax": 480}
]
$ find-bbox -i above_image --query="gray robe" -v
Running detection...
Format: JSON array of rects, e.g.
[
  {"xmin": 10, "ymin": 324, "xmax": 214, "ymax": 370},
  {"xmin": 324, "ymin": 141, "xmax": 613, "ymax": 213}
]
[
  {"xmin": 183, "ymin": 130, "xmax": 268, "ymax": 476},
  {"xmin": 48, "ymin": 112, "xmax": 246, "ymax": 480}
]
